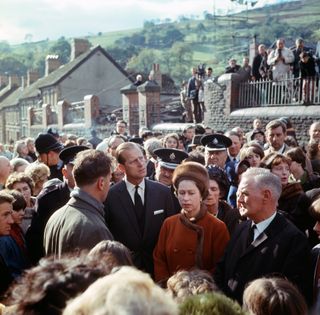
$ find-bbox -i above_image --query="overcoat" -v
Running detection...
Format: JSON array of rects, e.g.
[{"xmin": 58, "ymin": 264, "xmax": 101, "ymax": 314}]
[
  {"xmin": 214, "ymin": 213, "xmax": 312, "ymax": 304},
  {"xmin": 44, "ymin": 189, "xmax": 113, "ymax": 258}
]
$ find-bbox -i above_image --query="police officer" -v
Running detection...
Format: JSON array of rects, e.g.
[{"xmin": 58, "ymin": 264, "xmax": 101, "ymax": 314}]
[
  {"xmin": 201, "ymin": 134, "xmax": 232, "ymax": 169},
  {"xmin": 26, "ymin": 145, "xmax": 88, "ymax": 264},
  {"xmin": 152, "ymin": 148, "xmax": 189, "ymax": 213},
  {"xmin": 34, "ymin": 133, "xmax": 64, "ymax": 181}
]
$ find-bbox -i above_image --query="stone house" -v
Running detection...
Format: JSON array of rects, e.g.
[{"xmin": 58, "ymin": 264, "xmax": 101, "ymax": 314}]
[{"xmin": 0, "ymin": 39, "xmax": 132, "ymax": 143}]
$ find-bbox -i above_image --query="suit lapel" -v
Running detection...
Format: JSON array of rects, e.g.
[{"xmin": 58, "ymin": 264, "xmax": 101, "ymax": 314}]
[
  {"xmin": 143, "ymin": 179, "xmax": 152, "ymax": 239},
  {"xmin": 240, "ymin": 213, "xmax": 284, "ymax": 258},
  {"xmin": 118, "ymin": 181, "xmax": 142, "ymax": 238}
]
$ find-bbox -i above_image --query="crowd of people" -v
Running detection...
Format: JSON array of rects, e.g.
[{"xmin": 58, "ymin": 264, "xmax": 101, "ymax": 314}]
[
  {"xmin": 0, "ymin": 114, "xmax": 320, "ymax": 314},
  {"xmin": 182, "ymin": 37, "xmax": 320, "ymax": 124}
]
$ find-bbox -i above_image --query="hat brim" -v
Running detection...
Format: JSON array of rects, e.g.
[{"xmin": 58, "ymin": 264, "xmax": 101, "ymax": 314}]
[
  {"xmin": 205, "ymin": 147, "xmax": 227, "ymax": 152},
  {"xmin": 159, "ymin": 161, "xmax": 178, "ymax": 170}
]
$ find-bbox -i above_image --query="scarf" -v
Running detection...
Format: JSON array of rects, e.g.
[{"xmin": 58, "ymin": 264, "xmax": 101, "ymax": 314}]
[{"xmin": 179, "ymin": 204, "xmax": 207, "ymax": 269}]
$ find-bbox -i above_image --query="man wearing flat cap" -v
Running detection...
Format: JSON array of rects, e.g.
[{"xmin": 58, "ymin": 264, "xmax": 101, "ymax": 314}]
[
  {"xmin": 35, "ymin": 133, "xmax": 64, "ymax": 181},
  {"xmin": 201, "ymin": 134, "xmax": 232, "ymax": 169},
  {"xmin": 26, "ymin": 145, "xmax": 88, "ymax": 264},
  {"xmin": 152, "ymin": 148, "xmax": 189, "ymax": 213}
]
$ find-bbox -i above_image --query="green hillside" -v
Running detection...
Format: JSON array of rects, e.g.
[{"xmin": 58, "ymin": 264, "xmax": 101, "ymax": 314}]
[{"xmin": 0, "ymin": 0, "xmax": 319, "ymax": 83}]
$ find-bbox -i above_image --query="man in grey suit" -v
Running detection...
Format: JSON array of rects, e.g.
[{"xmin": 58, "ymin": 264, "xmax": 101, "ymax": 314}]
[{"xmin": 105, "ymin": 142, "xmax": 175, "ymax": 276}]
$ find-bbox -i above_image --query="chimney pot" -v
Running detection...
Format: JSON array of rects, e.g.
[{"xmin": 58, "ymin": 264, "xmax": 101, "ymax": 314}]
[{"xmin": 45, "ymin": 55, "xmax": 61, "ymax": 76}]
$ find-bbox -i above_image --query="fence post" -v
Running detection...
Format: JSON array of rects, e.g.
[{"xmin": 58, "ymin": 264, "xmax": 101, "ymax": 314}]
[{"xmin": 84, "ymin": 95, "xmax": 100, "ymax": 129}]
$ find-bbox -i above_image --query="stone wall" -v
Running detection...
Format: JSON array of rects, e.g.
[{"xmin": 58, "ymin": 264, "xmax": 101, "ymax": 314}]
[{"xmin": 204, "ymin": 75, "xmax": 320, "ymax": 144}]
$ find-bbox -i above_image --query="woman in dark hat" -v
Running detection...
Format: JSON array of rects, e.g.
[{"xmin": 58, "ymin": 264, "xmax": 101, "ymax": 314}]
[
  {"xmin": 153, "ymin": 162, "xmax": 230, "ymax": 285},
  {"xmin": 205, "ymin": 165, "xmax": 240, "ymax": 235}
]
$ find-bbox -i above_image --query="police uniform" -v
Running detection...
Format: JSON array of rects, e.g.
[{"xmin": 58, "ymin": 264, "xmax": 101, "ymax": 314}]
[
  {"xmin": 153, "ymin": 148, "xmax": 189, "ymax": 214},
  {"xmin": 200, "ymin": 133, "xmax": 232, "ymax": 152},
  {"xmin": 35, "ymin": 133, "xmax": 64, "ymax": 181},
  {"xmin": 25, "ymin": 145, "xmax": 89, "ymax": 264}
]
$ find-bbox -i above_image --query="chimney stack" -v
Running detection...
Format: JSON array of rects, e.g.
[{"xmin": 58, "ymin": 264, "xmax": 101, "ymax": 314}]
[
  {"xmin": 8, "ymin": 75, "xmax": 21, "ymax": 89},
  {"xmin": 45, "ymin": 55, "xmax": 61, "ymax": 76},
  {"xmin": 27, "ymin": 69, "xmax": 39, "ymax": 86},
  {"xmin": 0, "ymin": 75, "xmax": 9, "ymax": 88},
  {"xmin": 150, "ymin": 64, "xmax": 162, "ymax": 88},
  {"xmin": 71, "ymin": 38, "xmax": 90, "ymax": 61}
]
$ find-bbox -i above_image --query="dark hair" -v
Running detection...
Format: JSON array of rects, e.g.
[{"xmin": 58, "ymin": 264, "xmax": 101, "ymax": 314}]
[
  {"xmin": 240, "ymin": 143, "xmax": 264, "ymax": 161},
  {"xmin": 285, "ymin": 147, "xmax": 306, "ymax": 169},
  {"xmin": 183, "ymin": 125, "xmax": 195, "ymax": 133},
  {"xmin": 141, "ymin": 130, "xmax": 153, "ymax": 141},
  {"xmin": 184, "ymin": 151, "xmax": 205, "ymax": 165},
  {"xmin": 307, "ymin": 139, "xmax": 320, "ymax": 160},
  {"xmin": 4, "ymin": 189, "xmax": 26, "ymax": 211},
  {"xmin": 261, "ymin": 153, "xmax": 291, "ymax": 170},
  {"xmin": 88, "ymin": 240, "xmax": 133, "ymax": 266},
  {"xmin": 73, "ymin": 150, "xmax": 112, "ymax": 187},
  {"xmin": 7, "ymin": 255, "xmax": 113, "ymax": 315},
  {"xmin": 116, "ymin": 120, "xmax": 127, "ymax": 127},
  {"xmin": 266, "ymin": 120, "xmax": 287, "ymax": 134},
  {"xmin": 309, "ymin": 197, "xmax": 320, "ymax": 221},
  {"xmin": 206, "ymin": 165, "xmax": 230, "ymax": 198}
]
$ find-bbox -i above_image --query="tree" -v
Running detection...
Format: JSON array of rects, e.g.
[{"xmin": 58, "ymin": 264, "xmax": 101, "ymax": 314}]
[
  {"xmin": 168, "ymin": 42, "xmax": 193, "ymax": 82},
  {"xmin": 107, "ymin": 45, "xmax": 141, "ymax": 69},
  {"xmin": 0, "ymin": 57, "xmax": 28, "ymax": 76},
  {"xmin": 143, "ymin": 20, "xmax": 155, "ymax": 30},
  {"xmin": 0, "ymin": 41, "xmax": 11, "ymax": 53},
  {"xmin": 126, "ymin": 49, "xmax": 160, "ymax": 74},
  {"xmin": 50, "ymin": 37, "xmax": 71, "ymax": 64},
  {"xmin": 162, "ymin": 27, "xmax": 185, "ymax": 47}
]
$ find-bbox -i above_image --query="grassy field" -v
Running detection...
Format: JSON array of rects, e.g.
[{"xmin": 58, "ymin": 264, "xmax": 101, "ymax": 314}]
[{"xmin": 3, "ymin": 0, "xmax": 319, "ymax": 78}]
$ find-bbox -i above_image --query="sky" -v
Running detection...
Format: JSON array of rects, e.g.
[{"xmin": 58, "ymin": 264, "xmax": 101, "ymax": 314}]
[{"xmin": 0, "ymin": 0, "xmax": 288, "ymax": 44}]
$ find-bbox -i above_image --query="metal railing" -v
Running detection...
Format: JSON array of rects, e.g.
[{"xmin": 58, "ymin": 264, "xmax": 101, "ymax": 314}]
[{"xmin": 238, "ymin": 76, "xmax": 320, "ymax": 108}]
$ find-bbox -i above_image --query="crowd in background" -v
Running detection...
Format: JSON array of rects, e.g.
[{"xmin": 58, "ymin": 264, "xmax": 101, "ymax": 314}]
[
  {"xmin": 1, "ymin": 38, "xmax": 320, "ymax": 315},
  {"xmin": 182, "ymin": 37, "xmax": 320, "ymax": 125},
  {"xmin": 0, "ymin": 115, "xmax": 319, "ymax": 315}
]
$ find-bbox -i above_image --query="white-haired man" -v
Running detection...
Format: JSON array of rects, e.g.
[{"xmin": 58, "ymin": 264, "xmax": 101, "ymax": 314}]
[{"xmin": 214, "ymin": 167, "xmax": 312, "ymax": 305}]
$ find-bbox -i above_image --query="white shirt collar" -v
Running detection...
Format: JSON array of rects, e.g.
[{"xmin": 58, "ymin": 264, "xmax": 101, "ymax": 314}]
[
  {"xmin": 253, "ymin": 212, "xmax": 277, "ymax": 240},
  {"xmin": 124, "ymin": 177, "xmax": 145, "ymax": 204}
]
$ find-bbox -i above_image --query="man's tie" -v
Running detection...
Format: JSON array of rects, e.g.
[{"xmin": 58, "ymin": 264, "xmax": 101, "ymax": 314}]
[
  {"xmin": 246, "ymin": 224, "xmax": 256, "ymax": 247},
  {"xmin": 134, "ymin": 186, "xmax": 145, "ymax": 233}
]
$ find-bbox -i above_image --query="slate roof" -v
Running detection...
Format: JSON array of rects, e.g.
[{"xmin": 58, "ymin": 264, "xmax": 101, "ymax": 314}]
[
  {"xmin": 38, "ymin": 45, "xmax": 131, "ymax": 89},
  {"xmin": 1, "ymin": 87, "xmax": 24, "ymax": 108},
  {"xmin": 0, "ymin": 85, "xmax": 19, "ymax": 103},
  {"xmin": 0, "ymin": 45, "xmax": 132, "ymax": 108}
]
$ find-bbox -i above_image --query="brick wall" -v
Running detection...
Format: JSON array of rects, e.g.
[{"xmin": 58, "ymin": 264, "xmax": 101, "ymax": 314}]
[{"xmin": 204, "ymin": 77, "xmax": 320, "ymax": 144}]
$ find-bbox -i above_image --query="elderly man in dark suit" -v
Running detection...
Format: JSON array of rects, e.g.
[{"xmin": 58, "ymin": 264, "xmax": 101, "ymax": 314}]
[
  {"xmin": 105, "ymin": 142, "xmax": 175, "ymax": 276},
  {"xmin": 214, "ymin": 167, "xmax": 312, "ymax": 305}
]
